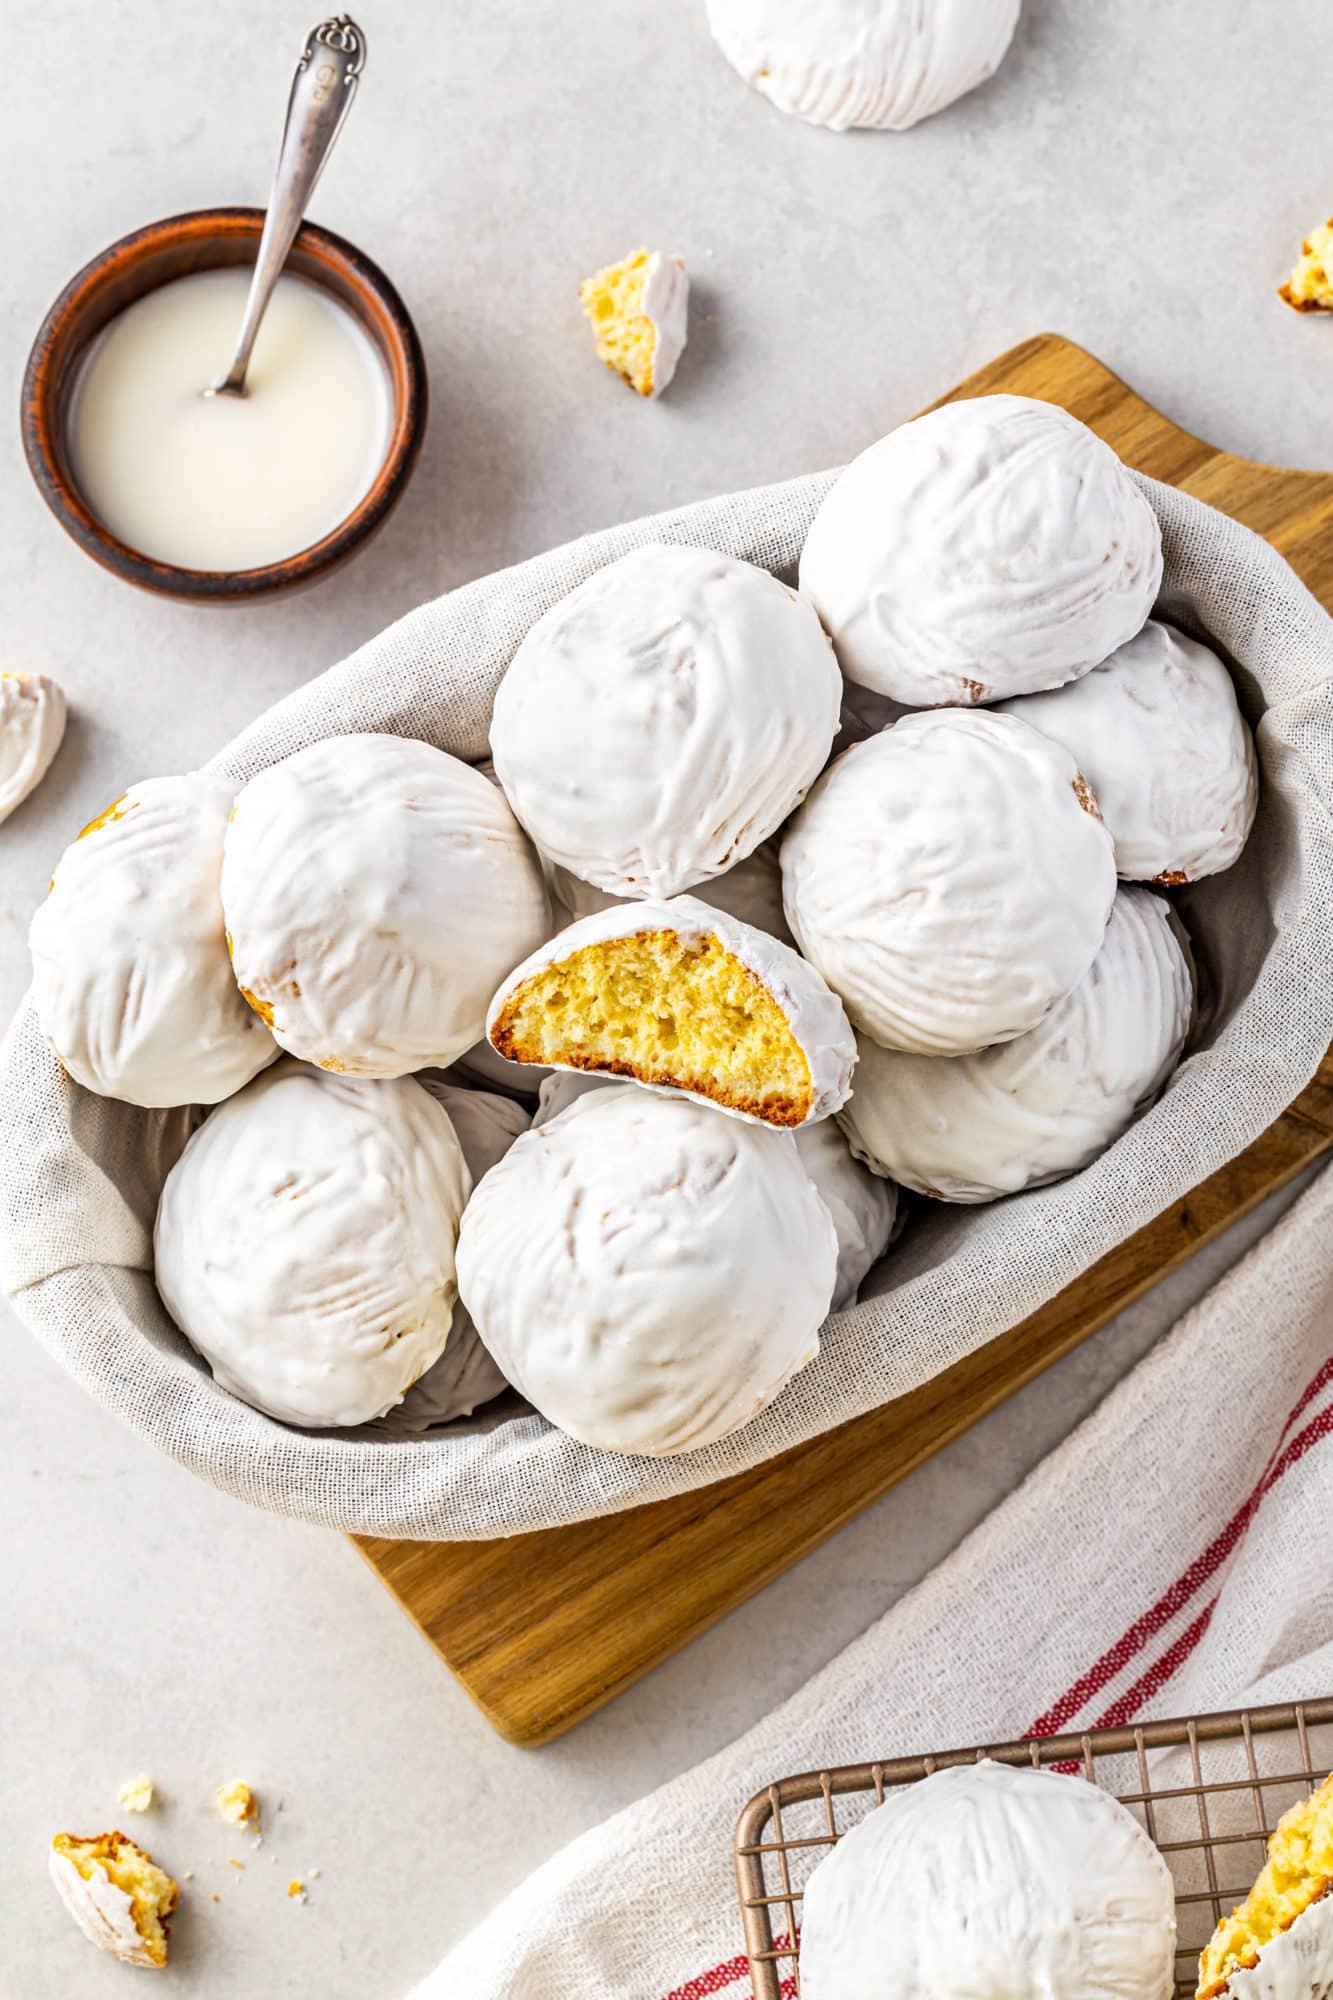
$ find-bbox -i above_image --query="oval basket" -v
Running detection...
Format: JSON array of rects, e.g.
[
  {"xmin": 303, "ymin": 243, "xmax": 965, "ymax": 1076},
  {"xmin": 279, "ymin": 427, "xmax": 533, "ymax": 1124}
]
[{"xmin": 2, "ymin": 460, "xmax": 1331, "ymax": 1540}]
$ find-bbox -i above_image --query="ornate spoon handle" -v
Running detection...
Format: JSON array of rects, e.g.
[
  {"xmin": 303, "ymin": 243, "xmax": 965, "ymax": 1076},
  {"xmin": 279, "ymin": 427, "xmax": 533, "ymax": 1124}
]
[{"xmin": 209, "ymin": 15, "xmax": 367, "ymax": 398}]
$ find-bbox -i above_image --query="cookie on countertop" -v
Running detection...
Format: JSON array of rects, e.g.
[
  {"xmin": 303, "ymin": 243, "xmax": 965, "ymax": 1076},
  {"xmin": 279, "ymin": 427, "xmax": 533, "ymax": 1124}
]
[
  {"xmin": 579, "ymin": 247, "xmax": 689, "ymax": 397},
  {"xmin": 705, "ymin": 0, "xmax": 1022, "ymax": 132}
]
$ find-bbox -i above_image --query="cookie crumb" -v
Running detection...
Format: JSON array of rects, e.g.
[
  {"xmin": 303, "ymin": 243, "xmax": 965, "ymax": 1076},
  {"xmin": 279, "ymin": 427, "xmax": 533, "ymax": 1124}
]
[
  {"xmin": 116, "ymin": 1774, "xmax": 155, "ymax": 1813},
  {"xmin": 216, "ymin": 1780, "xmax": 259, "ymax": 1829},
  {"xmin": 287, "ymin": 1877, "xmax": 308, "ymax": 1903}
]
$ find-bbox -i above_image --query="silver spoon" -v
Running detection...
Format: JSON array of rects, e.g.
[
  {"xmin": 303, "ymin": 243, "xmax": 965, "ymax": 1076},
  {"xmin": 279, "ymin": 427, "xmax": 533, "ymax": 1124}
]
[{"xmin": 208, "ymin": 15, "xmax": 367, "ymax": 399}]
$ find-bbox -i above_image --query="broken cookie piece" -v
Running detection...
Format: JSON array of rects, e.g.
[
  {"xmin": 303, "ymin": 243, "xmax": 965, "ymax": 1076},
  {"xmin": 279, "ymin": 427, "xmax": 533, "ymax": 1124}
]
[{"xmin": 50, "ymin": 1830, "xmax": 180, "ymax": 1969}]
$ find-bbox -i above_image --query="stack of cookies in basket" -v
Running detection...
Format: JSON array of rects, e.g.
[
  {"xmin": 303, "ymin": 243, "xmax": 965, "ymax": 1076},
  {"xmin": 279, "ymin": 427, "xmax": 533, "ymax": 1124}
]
[{"xmin": 26, "ymin": 395, "xmax": 1258, "ymax": 1456}]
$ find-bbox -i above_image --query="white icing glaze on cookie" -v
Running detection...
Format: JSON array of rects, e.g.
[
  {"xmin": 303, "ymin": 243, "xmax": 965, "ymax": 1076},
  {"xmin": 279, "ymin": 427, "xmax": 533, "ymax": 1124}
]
[
  {"xmin": 997, "ymin": 619, "xmax": 1258, "ymax": 883},
  {"xmin": 705, "ymin": 0, "xmax": 1021, "ymax": 131},
  {"xmin": 490, "ymin": 542, "xmax": 840, "ymax": 899},
  {"xmin": 49, "ymin": 1848, "xmax": 160, "ymax": 1969},
  {"xmin": 221, "ymin": 733, "xmax": 551, "ymax": 1078},
  {"xmin": 455, "ymin": 1084, "xmax": 837, "ymax": 1456},
  {"xmin": 1218, "ymin": 1890, "xmax": 1333, "ymax": 1998},
  {"xmin": 781, "ymin": 709, "xmax": 1117, "ymax": 1054},
  {"xmin": 388, "ymin": 1079, "xmax": 528, "ymax": 1428},
  {"xmin": 29, "ymin": 773, "xmax": 277, "ymax": 1108},
  {"xmin": 154, "ymin": 1060, "xmax": 471, "ymax": 1428},
  {"xmin": 799, "ymin": 1760, "xmax": 1176, "ymax": 1999},
  {"xmin": 486, "ymin": 894, "xmax": 856, "ymax": 1126},
  {"xmin": 642, "ymin": 251, "xmax": 689, "ymax": 396},
  {"xmin": 0, "ymin": 671, "xmax": 66, "ymax": 824},
  {"xmin": 534, "ymin": 1069, "xmax": 896, "ymax": 1309},
  {"xmin": 840, "ymin": 887, "xmax": 1193, "ymax": 1201},
  {"xmin": 799, "ymin": 394, "xmax": 1163, "ymax": 705}
]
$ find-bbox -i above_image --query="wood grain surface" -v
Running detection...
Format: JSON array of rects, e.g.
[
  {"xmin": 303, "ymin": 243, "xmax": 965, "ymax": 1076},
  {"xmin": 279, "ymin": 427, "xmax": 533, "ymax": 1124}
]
[{"xmin": 355, "ymin": 334, "xmax": 1333, "ymax": 1747}]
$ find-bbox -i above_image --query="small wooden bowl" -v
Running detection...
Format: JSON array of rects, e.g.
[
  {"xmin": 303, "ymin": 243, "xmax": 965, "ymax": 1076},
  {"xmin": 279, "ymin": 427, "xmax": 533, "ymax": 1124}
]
[{"xmin": 22, "ymin": 207, "xmax": 428, "ymax": 602}]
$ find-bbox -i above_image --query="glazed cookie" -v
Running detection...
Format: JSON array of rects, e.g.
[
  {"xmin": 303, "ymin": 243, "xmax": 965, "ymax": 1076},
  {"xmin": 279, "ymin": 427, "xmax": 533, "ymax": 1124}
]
[
  {"xmin": 579, "ymin": 247, "xmax": 689, "ymax": 397},
  {"xmin": 0, "ymin": 671, "xmax": 66, "ymax": 824},
  {"xmin": 799, "ymin": 1761, "xmax": 1176, "ymax": 1999},
  {"xmin": 998, "ymin": 620, "xmax": 1258, "ymax": 883},
  {"xmin": 705, "ymin": 0, "xmax": 1021, "ymax": 132},
  {"xmin": 782, "ymin": 709, "xmax": 1117, "ymax": 1054},
  {"xmin": 221, "ymin": 733, "xmax": 551, "ymax": 1078},
  {"xmin": 50, "ymin": 1832, "xmax": 180, "ymax": 1970},
  {"xmin": 456, "ymin": 1085, "xmax": 837, "ymax": 1456},
  {"xmin": 840, "ymin": 888, "xmax": 1193, "ymax": 1201},
  {"xmin": 799, "ymin": 395, "xmax": 1162, "ymax": 705},
  {"xmin": 490, "ymin": 542, "xmax": 840, "ymax": 900},
  {"xmin": 29, "ymin": 773, "xmax": 277, "ymax": 1107},
  {"xmin": 154, "ymin": 1061, "xmax": 471, "ymax": 1428},
  {"xmin": 1198, "ymin": 1772, "xmax": 1333, "ymax": 1997},
  {"xmin": 486, "ymin": 895, "xmax": 855, "ymax": 1128},
  {"xmin": 535, "ymin": 1070, "xmax": 897, "ymax": 1310}
]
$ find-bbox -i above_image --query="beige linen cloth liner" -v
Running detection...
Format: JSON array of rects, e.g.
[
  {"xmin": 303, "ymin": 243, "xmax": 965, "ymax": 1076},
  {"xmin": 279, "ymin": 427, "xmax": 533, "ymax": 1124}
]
[{"xmin": 1, "ymin": 468, "xmax": 1331, "ymax": 1540}]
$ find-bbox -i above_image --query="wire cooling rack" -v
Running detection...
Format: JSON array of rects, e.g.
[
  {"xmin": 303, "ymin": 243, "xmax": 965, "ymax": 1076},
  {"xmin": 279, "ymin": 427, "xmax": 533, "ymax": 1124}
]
[{"xmin": 734, "ymin": 1697, "xmax": 1333, "ymax": 1999}]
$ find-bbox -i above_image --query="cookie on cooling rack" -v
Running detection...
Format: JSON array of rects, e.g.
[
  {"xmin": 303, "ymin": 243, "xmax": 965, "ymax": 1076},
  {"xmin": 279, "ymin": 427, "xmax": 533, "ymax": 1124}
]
[
  {"xmin": 798, "ymin": 1760, "xmax": 1176, "ymax": 1998},
  {"xmin": 1196, "ymin": 1770, "xmax": 1333, "ymax": 1997}
]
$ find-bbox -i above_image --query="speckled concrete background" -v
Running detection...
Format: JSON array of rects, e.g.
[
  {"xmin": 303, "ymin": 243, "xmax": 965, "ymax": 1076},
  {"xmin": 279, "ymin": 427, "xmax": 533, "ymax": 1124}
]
[{"xmin": 1, "ymin": 2, "xmax": 1327, "ymax": 1991}]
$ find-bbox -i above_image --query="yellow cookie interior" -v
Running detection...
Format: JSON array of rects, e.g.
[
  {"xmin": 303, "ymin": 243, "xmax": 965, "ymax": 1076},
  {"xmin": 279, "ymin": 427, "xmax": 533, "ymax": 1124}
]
[
  {"xmin": 1280, "ymin": 217, "xmax": 1333, "ymax": 312},
  {"xmin": 491, "ymin": 928, "xmax": 814, "ymax": 1126},
  {"xmin": 1198, "ymin": 1773, "xmax": 1333, "ymax": 1996},
  {"xmin": 579, "ymin": 248, "xmax": 658, "ymax": 396},
  {"xmin": 53, "ymin": 1831, "xmax": 180, "ymax": 1967}
]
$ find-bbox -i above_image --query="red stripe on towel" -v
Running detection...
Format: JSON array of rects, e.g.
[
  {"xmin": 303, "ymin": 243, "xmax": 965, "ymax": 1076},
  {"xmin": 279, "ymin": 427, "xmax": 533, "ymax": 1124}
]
[
  {"xmin": 662, "ymin": 1936, "xmax": 795, "ymax": 1999},
  {"xmin": 1028, "ymin": 1362, "xmax": 1333, "ymax": 1740}
]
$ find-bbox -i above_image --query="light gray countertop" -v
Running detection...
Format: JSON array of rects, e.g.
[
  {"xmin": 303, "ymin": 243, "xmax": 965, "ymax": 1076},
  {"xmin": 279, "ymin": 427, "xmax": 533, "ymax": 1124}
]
[{"xmin": 2, "ymin": 2, "xmax": 1328, "ymax": 1993}]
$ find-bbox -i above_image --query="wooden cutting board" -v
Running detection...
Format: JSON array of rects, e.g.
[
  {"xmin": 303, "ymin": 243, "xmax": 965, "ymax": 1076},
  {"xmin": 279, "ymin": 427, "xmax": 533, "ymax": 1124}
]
[{"xmin": 355, "ymin": 334, "xmax": 1333, "ymax": 1747}]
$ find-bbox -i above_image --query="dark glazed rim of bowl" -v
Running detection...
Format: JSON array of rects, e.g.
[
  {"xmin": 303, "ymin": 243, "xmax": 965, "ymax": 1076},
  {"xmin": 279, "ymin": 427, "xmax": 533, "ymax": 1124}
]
[{"xmin": 21, "ymin": 206, "xmax": 428, "ymax": 603}]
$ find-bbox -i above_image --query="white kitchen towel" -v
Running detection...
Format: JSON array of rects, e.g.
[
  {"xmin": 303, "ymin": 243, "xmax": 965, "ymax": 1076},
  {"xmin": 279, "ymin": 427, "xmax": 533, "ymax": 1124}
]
[
  {"xmin": 1, "ymin": 462, "xmax": 1330, "ymax": 1541},
  {"xmin": 420, "ymin": 1162, "xmax": 1333, "ymax": 2000}
]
